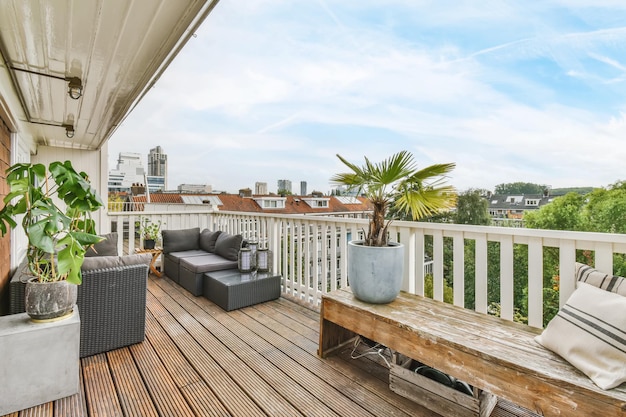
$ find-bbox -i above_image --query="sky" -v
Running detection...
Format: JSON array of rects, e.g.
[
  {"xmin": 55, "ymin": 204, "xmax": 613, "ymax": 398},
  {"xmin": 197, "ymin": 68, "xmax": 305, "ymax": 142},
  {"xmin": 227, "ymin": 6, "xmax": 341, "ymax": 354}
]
[{"xmin": 108, "ymin": 0, "xmax": 626, "ymax": 195}]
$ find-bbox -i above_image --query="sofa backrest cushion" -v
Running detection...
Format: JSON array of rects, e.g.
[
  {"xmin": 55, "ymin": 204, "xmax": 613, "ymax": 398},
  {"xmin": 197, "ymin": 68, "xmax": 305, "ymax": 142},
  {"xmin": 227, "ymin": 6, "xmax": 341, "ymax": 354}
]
[
  {"xmin": 162, "ymin": 227, "xmax": 200, "ymax": 253},
  {"xmin": 199, "ymin": 229, "xmax": 222, "ymax": 253},
  {"xmin": 85, "ymin": 232, "xmax": 118, "ymax": 257},
  {"xmin": 214, "ymin": 233, "xmax": 243, "ymax": 261},
  {"xmin": 81, "ymin": 253, "xmax": 152, "ymax": 271}
]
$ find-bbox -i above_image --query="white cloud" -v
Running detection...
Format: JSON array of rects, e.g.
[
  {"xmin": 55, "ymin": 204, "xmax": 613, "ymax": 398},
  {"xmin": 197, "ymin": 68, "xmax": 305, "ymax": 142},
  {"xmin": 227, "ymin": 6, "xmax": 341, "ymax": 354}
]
[{"xmin": 109, "ymin": 0, "xmax": 626, "ymax": 194}]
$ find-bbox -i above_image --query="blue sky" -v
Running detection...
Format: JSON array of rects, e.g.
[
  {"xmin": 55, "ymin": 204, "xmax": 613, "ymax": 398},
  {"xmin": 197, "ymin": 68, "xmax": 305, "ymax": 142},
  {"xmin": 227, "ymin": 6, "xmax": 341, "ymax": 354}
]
[{"xmin": 109, "ymin": 1, "xmax": 626, "ymax": 194}]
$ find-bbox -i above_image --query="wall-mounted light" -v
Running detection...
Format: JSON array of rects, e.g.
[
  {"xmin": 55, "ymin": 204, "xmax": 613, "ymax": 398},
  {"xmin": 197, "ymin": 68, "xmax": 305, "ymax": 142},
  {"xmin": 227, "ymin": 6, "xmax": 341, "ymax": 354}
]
[
  {"xmin": 29, "ymin": 121, "xmax": 76, "ymax": 138},
  {"xmin": 63, "ymin": 124, "xmax": 75, "ymax": 138},
  {"xmin": 66, "ymin": 77, "xmax": 83, "ymax": 99},
  {"xmin": 9, "ymin": 66, "xmax": 83, "ymax": 100}
]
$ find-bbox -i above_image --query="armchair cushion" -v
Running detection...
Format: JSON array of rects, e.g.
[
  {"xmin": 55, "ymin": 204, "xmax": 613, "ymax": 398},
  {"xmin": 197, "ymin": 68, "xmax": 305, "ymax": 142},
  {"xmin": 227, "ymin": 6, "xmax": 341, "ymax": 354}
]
[
  {"xmin": 162, "ymin": 227, "xmax": 200, "ymax": 253},
  {"xmin": 85, "ymin": 232, "xmax": 118, "ymax": 257},
  {"xmin": 81, "ymin": 253, "xmax": 152, "ymax": 271}
]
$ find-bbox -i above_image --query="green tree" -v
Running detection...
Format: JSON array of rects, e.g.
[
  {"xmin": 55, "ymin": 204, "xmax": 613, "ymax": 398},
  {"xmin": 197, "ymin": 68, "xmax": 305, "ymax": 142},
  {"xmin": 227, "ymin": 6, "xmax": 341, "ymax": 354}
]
[
  {"xmin": 455, "ymin": 189, "xmax": 491, "ymax": 225},
  {"xmin": 495, "ymin": 182, "xmax": 547, "ymax": 195},
  {"xmin": 524, "ymin": 192, "xmax": 585, "ymax": 231}
]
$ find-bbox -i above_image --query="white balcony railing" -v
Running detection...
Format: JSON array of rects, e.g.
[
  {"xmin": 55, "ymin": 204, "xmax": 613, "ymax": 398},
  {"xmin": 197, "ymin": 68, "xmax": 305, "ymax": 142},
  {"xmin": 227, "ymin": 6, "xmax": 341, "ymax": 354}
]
[{"xmin": 108, "ymin": 209, "xmax": 626, "ymax": 328}]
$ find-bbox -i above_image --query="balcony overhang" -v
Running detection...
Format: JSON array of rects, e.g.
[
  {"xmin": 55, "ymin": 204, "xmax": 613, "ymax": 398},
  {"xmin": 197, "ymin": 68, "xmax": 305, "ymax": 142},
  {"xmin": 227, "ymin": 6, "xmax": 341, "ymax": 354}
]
[{"xmin": 0, "ymin": 0, "xmax": 219, "ymax": 151}]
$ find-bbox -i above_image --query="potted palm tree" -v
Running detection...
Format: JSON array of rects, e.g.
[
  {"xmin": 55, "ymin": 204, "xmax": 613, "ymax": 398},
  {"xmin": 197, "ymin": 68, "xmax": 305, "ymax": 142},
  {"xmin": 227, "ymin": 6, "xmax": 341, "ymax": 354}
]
[
  {"xmin": 331, "ymin": 150, "xmax": 456, "ymax": 303},
  {"xmin": 0, "ymin": 161, "xmax": 104, "ymax": 320}
]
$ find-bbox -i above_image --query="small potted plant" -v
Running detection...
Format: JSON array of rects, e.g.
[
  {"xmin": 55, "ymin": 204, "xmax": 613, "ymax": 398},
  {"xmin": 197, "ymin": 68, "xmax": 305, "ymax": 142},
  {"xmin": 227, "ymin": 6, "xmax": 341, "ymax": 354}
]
[
  {"xmin": 330, "ymin": 150, "xmax": 456, "ymax": 303},
  {"xmin": 140, "ymin": 217, "xmax": 162, "ymax": 249},
  {"xmin": 0, "ymin": 161, "xmax": 104, "ymax": 320}
]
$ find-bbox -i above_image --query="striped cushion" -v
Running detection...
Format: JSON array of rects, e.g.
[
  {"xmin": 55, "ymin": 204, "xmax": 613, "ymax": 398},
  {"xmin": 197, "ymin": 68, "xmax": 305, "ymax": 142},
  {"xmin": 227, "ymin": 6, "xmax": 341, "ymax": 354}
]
[
  {"xmin": 575, "ymin": 262, "xmax": 626, "ymax": 296},
  {"xmin": 535, "ymin": 282, "xmax": 626, "ymax": 389}
]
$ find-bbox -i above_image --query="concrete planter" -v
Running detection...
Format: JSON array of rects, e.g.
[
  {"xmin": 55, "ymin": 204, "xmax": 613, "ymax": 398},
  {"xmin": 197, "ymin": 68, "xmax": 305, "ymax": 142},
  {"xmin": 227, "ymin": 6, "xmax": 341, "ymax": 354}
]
[
  {"xmin": 0, "ymin": 309, "xmax": 80, "ymax": 415},
  {"xmin": 25, "ymin": 279, "xmax": 78, "ymax": 321},
  {"xmin": 347, "ymin": 240, "xmax": 404, "ymax": 303}
]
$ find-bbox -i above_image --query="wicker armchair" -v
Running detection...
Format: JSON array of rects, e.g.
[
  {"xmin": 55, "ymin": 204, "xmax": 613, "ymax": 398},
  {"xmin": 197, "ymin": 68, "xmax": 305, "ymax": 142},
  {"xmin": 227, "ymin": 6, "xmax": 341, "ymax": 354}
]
[
  {"xmin": 77, "ymin": 263, "xmax": 148, "ymax": 357},
  {"xmin": 9, "ymin": 261, "xmax": 149, "ymax": 358}
]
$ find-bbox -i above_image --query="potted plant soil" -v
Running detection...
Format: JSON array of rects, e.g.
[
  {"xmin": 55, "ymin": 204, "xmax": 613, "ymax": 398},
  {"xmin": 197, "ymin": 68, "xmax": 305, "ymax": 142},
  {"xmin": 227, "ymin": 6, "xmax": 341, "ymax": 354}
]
[
  {"xmin": 0, "ymin": 161, "xmax": 104, "ymax": 321},
  {"xmin": 331, "ymin": 150, "xmax": 456, "ymax": 303}
]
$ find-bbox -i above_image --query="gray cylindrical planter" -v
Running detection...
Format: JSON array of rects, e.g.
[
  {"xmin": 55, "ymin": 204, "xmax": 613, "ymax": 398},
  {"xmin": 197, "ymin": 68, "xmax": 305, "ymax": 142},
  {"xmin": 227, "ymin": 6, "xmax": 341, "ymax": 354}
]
[
  {"xmin": 347, "ymin": 240, "xmax": 404, "ymax": 304},
  {"xmin": 24, "ymin": 279, "xmax": 78, "ymax": 321}
]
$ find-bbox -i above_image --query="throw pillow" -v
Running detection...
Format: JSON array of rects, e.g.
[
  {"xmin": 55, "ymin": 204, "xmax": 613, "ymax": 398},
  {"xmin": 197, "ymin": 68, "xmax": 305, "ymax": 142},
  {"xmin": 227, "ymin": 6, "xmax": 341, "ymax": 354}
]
[
  {"xmin": 199, "ymin": 229, "xmax": 222, "ymax": 253},
  {"xmin": 575, "ymin": 262, "xmax": 626, "ymax": 296},
  {"xmin": 162, "ymin": 227, "xmax": 200, "ymax": 253},
  {"xmin": 214, "ymin": 233, "xmax": 243, "ymax": 261},
  {"xmin": 85, "ymin": 232, "xmax": 118, "ymax": 257},
  {"xmin": 535, "ymin": 282, "xmax": 626, "ymax": 389}
]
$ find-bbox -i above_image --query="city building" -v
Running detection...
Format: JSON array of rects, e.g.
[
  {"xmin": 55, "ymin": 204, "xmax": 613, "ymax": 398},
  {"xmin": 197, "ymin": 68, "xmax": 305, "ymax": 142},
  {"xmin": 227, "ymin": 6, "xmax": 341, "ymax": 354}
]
[
  {"xmin": 178, "ymin": 184, "xmax": 213, "ymax": 193},
  {"xmin": 108, "ymin": 152, "xmax": 147, "ymax": 193},
  {"xmin": 108, "ymin": 152, "xmax": 166, "ymax": 194},
  {"xmin": 255, "ymin": 182, "xmax": 268, "ymax": 195},
  {"xmin": 148, "ymin": 146, "xmax": 167, "ymax": 176},
  {"xmin": 277, "ymin": 179, "xmax": 292, "ymax": 194},
  {"xmin": 300, "ymin": 181, "xmax": 307, "ymax": 196}
]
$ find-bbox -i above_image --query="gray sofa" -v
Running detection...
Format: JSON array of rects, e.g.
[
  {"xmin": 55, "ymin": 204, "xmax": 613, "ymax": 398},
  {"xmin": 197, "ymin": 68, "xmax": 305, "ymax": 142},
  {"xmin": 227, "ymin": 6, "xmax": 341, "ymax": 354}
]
[
  {"xmin": 10, "ymin": 232, "xmax": 152, "ymax": 357},
  {"xmin": 162, "ymin": 227, "xmax": 244, "ymax": 296}
]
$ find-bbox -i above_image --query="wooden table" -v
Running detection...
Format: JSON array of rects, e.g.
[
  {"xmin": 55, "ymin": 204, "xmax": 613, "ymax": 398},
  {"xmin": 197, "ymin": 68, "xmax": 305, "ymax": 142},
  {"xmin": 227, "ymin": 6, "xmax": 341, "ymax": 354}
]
[
  {"xmin": 318, "ymin": 288, "xmax": 626, "ymax": 417},
  {"xmin": 135, "ymin": 248, "xmax": 163, "ymax": 277}
]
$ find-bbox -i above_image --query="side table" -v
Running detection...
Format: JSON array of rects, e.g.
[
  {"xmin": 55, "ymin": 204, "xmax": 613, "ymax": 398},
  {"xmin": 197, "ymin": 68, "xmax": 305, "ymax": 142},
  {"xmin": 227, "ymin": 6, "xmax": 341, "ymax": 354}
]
[
  {"xmin": 203, "ymin": 269, "xmax": 281, "ymax": 311},
  {"xmin": 135, "ymin": 248, "xmax": 163, "ymax": 277}
]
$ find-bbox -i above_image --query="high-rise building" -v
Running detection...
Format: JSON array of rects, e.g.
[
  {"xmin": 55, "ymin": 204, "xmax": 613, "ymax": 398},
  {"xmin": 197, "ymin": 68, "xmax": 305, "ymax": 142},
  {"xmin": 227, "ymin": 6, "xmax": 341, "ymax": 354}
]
[
  {"xmin": 255, "ymin": 182, "xmax": 268, "ymax": 195},
  {"xmin": 148, "ymin": 146, "xmax": 167, "ymax": 189},
  {"xmin": 277, "ymin": 179, "xmax": 292, "ymax": 194},
  {"xmin": 108, "ymin": 152, "xmax": 146, "ymax": 193},
  {"xmin": 300, "ymin": 181, "xmax": 307, "ymax": 196}
]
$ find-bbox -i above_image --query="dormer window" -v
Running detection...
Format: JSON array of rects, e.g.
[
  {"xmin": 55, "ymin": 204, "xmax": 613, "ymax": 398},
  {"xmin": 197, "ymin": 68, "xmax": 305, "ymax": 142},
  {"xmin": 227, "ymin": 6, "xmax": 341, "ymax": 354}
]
[
  {"xmin": 302, "ymin": 197, "xmax": 329, "ymax": 208},
  {"xmin": 253, "ymin": 197, "xmax": 286, "ymax": 209}
]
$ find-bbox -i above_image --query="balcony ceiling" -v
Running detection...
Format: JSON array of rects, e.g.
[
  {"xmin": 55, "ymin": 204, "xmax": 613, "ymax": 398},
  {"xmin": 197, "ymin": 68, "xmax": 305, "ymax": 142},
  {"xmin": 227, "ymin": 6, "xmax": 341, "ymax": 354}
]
[{"xmin": 0, "ymin": 0, "xmax": 219, "ymax": 150}]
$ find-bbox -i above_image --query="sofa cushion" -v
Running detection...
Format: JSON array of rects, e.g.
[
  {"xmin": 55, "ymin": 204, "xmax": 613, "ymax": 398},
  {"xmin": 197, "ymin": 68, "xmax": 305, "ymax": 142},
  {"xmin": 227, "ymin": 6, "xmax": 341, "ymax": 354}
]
[
  {"xmin": 85, "ymin": 232, "xmax": 118, "ymax": 257},
  {"xmin": 81, "ymin": 253, "xmax": 152, "ymax": 271},
  {"xmin": 199, "ymin": 229, "xmax": 222, "ymax": 253},
  {"xmin": 214, "ymin": 233, "xmax": 243, "ymax": 261},
  {"xmin": 535, "ymin": 282, "xmax": 626, "ymax": 389},
  {"xmin": 180, "ymin": 254, "xmax": 238, "ymax": 273},
  {"xmin": 575, "ymin": 262, "xmax": 626, "ymax": 296},
  {"xmin": 162, "ymin": 227, "xmax": 200, "ymax": 253}
]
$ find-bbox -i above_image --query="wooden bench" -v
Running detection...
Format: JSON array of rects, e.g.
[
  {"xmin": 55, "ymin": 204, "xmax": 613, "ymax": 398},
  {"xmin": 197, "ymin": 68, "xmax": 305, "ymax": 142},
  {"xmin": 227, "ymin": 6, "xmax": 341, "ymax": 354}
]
[{"xmin": 318, "ymin": 288, "xmax": 626, "ymax": 417}]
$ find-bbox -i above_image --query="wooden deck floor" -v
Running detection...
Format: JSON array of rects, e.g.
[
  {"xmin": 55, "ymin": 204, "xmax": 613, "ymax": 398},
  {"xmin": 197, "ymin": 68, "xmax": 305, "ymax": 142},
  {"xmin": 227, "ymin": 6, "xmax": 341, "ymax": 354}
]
[{"xmin": 4, "ymin": 274, "xmax": 537, "ymax": 417}]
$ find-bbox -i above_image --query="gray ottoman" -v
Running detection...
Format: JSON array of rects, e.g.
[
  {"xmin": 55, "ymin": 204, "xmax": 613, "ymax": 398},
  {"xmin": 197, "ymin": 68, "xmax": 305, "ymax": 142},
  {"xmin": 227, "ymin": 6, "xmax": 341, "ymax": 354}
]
[
  {"xmin": 178, "ymin": 254, "xmax": 238, "ymax": 296},
  {"xmin": 203, "ymin": 270, "xmax": 281, "ymax": 311}
]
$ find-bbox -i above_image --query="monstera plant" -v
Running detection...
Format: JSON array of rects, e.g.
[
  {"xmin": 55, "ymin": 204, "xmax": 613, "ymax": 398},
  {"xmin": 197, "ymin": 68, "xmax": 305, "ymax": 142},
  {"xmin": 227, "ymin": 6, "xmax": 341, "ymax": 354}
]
[{"xmin": 0, "ymin": 161, "xmax": 103, "ymax": 320}]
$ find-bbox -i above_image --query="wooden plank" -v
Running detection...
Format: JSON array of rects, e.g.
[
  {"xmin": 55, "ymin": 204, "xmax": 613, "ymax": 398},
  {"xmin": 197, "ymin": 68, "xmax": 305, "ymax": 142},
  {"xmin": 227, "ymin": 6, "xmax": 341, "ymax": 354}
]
[
  {"xmin": 145, "ymin": 289, "xmax": 269, "ymax": 417},
  {"xmin": 54, "ymin": 363, "xmax": 88, "ymax": 417},
  {"xmin": 151, "ymin": 277, "xmax": 394, "ymax": 417},
  {"xmin": 128, "ymin": 339, "xmax": 196, "ymax": 417},
  {"xmin": 321, "ymin": 289, "xmax": 626, "ymax": 417},
  {"xmin": 144, "ymin": 309, "xmax": 233, "ymax": 416},
  {"xmin": 81, "ymin": 354, "xmax": 123, "ymax": 417},
  {"xmin": 106, "ymin": 348, "xmax": 159, "ymax": 417},
  {"xmin": 16, "ymin": 402, "xmax": 51, "ymax": 417},
  {"xmin": 148, "ymin": 281, "xmax": 308, "ymax": 417},
  {"xmin": 180, "ymin": 381, "xmax": 233, "ymax": 417},
  {"xmin": 144, "ymin": 309, "xmax": 202, "ymax": 388}
]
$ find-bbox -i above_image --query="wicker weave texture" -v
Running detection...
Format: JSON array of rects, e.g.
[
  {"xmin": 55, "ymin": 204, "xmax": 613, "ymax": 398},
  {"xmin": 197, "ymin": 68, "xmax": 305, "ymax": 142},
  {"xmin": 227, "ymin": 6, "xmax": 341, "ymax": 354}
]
[
  {"xmin": 78, "ymin": 264, "xmax": 148, "ymax": 358},
  {"xmin": 204, "ymin": 272, "xmax": 281, "ymax": 311}
]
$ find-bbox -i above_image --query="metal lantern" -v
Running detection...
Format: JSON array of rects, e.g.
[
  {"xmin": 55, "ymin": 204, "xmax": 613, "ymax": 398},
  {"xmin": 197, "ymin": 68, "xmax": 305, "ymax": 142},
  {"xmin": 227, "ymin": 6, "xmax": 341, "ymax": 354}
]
[
  {"xmin": 256, "ymin": 248, "xmax": 272, "ymax": 273},
  {"xmin": 247, "ymin": 241, "xmax": 258, "ymax": 270},
  {"xmin": 238, "ymin": 247, "xmax": 253, "ymax": 273}
]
